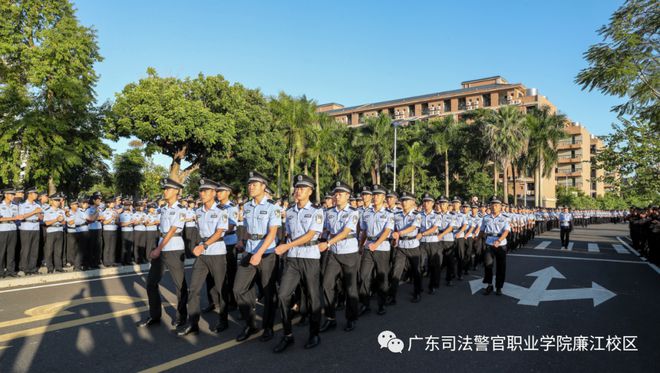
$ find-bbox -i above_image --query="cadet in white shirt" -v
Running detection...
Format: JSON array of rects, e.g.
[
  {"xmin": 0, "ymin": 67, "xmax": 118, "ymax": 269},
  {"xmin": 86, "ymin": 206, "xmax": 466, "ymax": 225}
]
[
  {"xmin": 559, "ymin": 206, "xmax": 573, "ymax": 250},
  {"xmin": 17, "ymin": 187, "xmax": 42, "ymax": 275},
  {"xmin": 132, "ymin": 201, "xmax": 148, "ymax": 264},
  {"xmin": 119, "ymin": 199, "xmax": 136, "ymax": 264},
  {"xmin": 42, "ymin": 193, "xmax": 67, "ymax": 273},
  {"xmin": 478, "ymin": 196, "xmax": 511, "ymax": 295},
  {"xmin": 390, "ymin": 191, "xmax": 423, "ymax": 304},
  {"xmin": 0, "ymin": 188, "xmax": 18, "ymax": 277},
  {"xmin": 100, "ymin": 198, "xmax": 119, "ymax": 267},
  {"xmin": 137, "ymin": 178, "xmax": 189, "ymax": 329},
  {"xmin": 418, "ymin": 193, "xmax": 441, "ymax": 294}
]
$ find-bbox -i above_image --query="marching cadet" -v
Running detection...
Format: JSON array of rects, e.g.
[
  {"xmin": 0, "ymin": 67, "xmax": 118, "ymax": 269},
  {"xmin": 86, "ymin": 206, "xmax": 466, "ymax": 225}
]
[
  {"xmin": 42, "ymin": 193, "xmax": 66, "ymax": 273},
  {"xmin": 17, "ymin": 187, "xmax": 42, "ymax": 276},
  {"xmin": 233, "ymin": 171, "xmax": 281, "ymax": 342},
  {"xmin": 138, "ymin": 178, "xmax": 189, "ymax": 329},
  {"xmin": 359, "ymin": 186, "xmax": 373, "ymax": 214},
  {"xmin": 0, "ymin": 188, "xmax": 18, "ymax": 277},
  {"xmin": 133, "ymin": 201, "xmax": 148, "ymax": 264},
  {"xmin": 462, "ymin": 202, "xmax": 476, "ymax": 274},
  {"xmin": 86, "ymin": 192, "xmax": 103, "ymax": 269},
  {"xmin": 478, "ymin": 196, "xmax": 511, "ymax": 296},
  {"xmin": 177, "ymin": 178, "xmax": 229, "ymax": 336},
  {"xmin": 38, "ymin": 192, "xmax": 50, "ymax": 259},
  {"xmin": 183, "ymin": 197, "xmax": 198, "ymax": 258},
  {"xmin": 435, "ymin": 195, "xmax": 455, "ymax": 286},
  {"xmin": 389, "ymin": 191, "xmax": 422, "ymax": 304},
  {"xmin": 323, "ymin": 194, "xmax": 334, "ymax": 211},
  {"xmin": 469, "ymin": 204, "xmax": 484, "ymax": 270},
  {"xmin": 349, "ymin": 194, "xmax": 359, "ymax": 209},
  {"xmin": 100, "ymin": 198, "xmax": 119, "ymax": 267},
  {"xmin": 559, "ymin": 206, "xmax": 573, "ymax": 250},
  {"xmin": 272, "ymin": 174, "xmax": 324, "ymax": 352},
  {"xmin": 358, "ymin": 184, "xmax": 394, "ymax": 316},
  {"xmin": 450, "ymin": 197, "xmax": 468, "ymax": 280},
  {"xmin": 213, "ymin": 182, "xmax": 239, "ymax": 312},
  {"xmin": 65, "ymin": 199, "xmax": 85, "ymax": 271},
  {"xmin": 418, "ymin": 192, "xmax": 441, "ymax": 294},
  {"xmin": 319, "ymin": 181, "xmax": 360, "ymax": 333},
  {"xmin": 119, "ymin": 199, "xmax": 136, "ymax": 264},
  {"xmin": 145, "ymin": 203, "xmax": 160, "ymax": 258}
]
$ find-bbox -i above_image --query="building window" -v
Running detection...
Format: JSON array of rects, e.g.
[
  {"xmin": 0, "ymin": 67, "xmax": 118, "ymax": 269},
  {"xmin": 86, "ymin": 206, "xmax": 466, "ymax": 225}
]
[
  {"xmin": 408, "ymin": 105, "xmax": 415, "ymax": 117},
  {"xmin": 483, "ymin": 94, "xmax": 491, "ymax": 107},
  {"xmin": 444, "ymin": 100, "xmax": 451, "ymax": 112},
  {"xmin": 388, "ymin": 108, "xmax": 395, "ymax": 119},
  {"xmin": 458, "ymin": 97, "xmax": 466, "ymax": 110},
  {"xmin": 421, "ymin": 103, "xmax": 429, "ymax": 115}
]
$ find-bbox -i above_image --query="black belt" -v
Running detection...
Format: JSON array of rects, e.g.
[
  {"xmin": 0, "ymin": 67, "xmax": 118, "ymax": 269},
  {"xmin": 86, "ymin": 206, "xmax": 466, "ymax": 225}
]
[
  {"xmin": 399, "ymin": 236, "xmax": 416, "ymax": 241},
  {"xmin": 330, "ymin": 233, "xmax": 356, "ymax": 240},
  {"xmin": 248, "ymin": 234, "xmax": 265, "ymax": 240},
  {"xmin": 299, "ymin": 240, "xmax": 319, "ymax": 247},
  {"xmin": 367, "ymin": 236, "xmax": 380, "ymax": 241},
  {"xmin": 225, "ymin": 231, "xmax": 236, "ymax": 236},
  {"xmin": 160, "ymin": 232, "xmax": 182, "ymax": 238}
]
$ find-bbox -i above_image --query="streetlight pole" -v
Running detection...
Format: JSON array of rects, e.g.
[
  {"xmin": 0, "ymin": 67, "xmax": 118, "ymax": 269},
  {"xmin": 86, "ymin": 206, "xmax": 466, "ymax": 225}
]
[{"xmin": 393, "ymin": 125, "xmax": 398, "ymax": 191}]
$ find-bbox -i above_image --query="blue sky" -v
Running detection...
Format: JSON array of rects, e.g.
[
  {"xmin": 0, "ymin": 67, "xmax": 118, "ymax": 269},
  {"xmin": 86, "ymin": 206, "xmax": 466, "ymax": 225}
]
[{"xmin": 74, "ymin": 0, "xmax": 624, "ymax": 169}]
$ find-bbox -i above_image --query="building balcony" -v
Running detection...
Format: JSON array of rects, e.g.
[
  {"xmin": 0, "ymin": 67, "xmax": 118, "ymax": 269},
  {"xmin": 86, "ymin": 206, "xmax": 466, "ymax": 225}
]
[
  {"xmin": 556, "ymin": 171, "xmax": 582, "ymax": 177},
  {"xmin": 557, "ymin": 156, "xmax": 583, "ymax": 163},
  {"xmin": 557, "ymin": 142, "xmax": 582, "ymax": 149}
]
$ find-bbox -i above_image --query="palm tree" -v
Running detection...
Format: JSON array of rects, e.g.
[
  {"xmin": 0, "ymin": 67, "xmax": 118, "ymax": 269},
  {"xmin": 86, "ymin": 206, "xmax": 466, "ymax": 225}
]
[
  {"xmin": 523, "ymin": 106, "xmax": 568, "ymax": 206},
  {"xmin": 305, "ymin": 113, "xmax": 343, "ymax": 202},
  {"xmin": 399, "ymin": 141, "xmax": 428, "ymax": 194},
  {"xmin": 352, "ymin": 114, "xmax": 393, "ymax": 185},
  {"xmin": 427, "ymin": 116, "xmax": 461, "ymax": 196},
  {"xmin": 482, "ymin": 106, "xmax": 529, "ymax": 204}
]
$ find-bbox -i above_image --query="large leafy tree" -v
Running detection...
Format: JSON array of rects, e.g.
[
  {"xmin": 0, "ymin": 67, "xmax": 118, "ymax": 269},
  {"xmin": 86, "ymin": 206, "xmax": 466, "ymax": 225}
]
[
  {"xmin": 108, "ymin": 69, "xmax": 235, "ymax": 183},
  {"xmin": 398, "ymin": 141, "xmax": 428, "ymax": 195},
  {"xmin": 352, "ymin": 114, "xmax": 393, "ymax": 185},
  {"xmin": 0, "ymin": 0, "xmax": 110, "ymax": 193}
]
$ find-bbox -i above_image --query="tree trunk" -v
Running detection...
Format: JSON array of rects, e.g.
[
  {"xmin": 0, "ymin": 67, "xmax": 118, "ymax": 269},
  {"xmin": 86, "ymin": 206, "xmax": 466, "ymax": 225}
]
[
  {"xmin": 370, "ymin": 167, "xmax": 377, "ymax": 185},
  {"xmin": 48, "ymin": 176, "xmax": 56, "ymax": 195},
  {"xmin": 315, "ymin": 154, "xmax": 320, "ymax": 203},
  {"xmin": 502, "ymin": 161, "xmax": 509, "ymax": 204},
  {"xmin": 444, "ymin": 150, "xmax": 449, "ymax": 196},
  {"xmin": 511, "ymin": 161, "xmax": 517, "ymax": 206},
  {"xmin": 411, "ymin": 168, "xmax": 415, "ymax": 195},
  {"xmin": 538, "ymin": 150, "xmax": 543, "ymax": 207},
  {"xmin": 375, "ymin": 160, "xmax": 381, "ymax": 185},
  {"xmin": 288, "ymin": 147, "xmax": 294, "ymax": 195},
  {"xmin": 493, "ymin": 164, "xmax": 498, "ymax": 195}
]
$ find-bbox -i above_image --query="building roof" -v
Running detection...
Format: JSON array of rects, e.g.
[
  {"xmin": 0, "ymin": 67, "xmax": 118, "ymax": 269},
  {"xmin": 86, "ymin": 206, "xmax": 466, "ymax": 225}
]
[{"xmin": 324, "ymin": 83, "xmax": 522, "ymax": 115}]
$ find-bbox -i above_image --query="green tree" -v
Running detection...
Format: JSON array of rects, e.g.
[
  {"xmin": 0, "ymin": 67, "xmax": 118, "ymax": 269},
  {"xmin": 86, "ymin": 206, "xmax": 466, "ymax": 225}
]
[
  {"xmin": 427, "ymin": 116, "xmax": 461, "ymax": 196},
  {"xmin": 399, "ymin": 141, "xmax": 428, "ymax": 195},
  {"xmin": 108, "ymin": 69, "xmax": 235, "ymax": 183},
  {"xmin": 352, "ymin": 114, "xmax": 393, "ymax": 185},
  {"xmin": 0, "ymin": 0, "xmax": 110, "ymax": 193},
  {"xmin": 114, "ymin": 147, "xmax": 145, "ymax": 199},
  {"xmin": 141, "ymin": 160, "xmax": 168, "ymax": 200}
]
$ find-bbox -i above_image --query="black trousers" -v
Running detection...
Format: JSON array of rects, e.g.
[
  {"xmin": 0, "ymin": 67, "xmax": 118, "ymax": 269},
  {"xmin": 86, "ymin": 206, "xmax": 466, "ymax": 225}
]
[
  {"xmin": 483, "ymin": 244, "xmax": 507, "ymax": 289},
  {"xmin": 44, "ymin": 231, "xmax": 64, "ymax": 272},
  {"xmin": 146, "ymin": 231, "xmax": 159, "ymax": 259},
  {"xmin": 134, "ymin": 230, "xmax": 147, "ymax": 264},
  {"xmin": 205, "ymin": 244, "xmax": 238, "ymax": 308},
  {"xmin": 19, "ymin": 230, "xmax": 39, "ymax": 273},
  {"xmin": 121, "ymin": 230, "xmax": 134, "ymax": 264},
  {"xmin": 441, "ymin": 241, "xmax": 456, "ymax": 281},
  {"xmin": 146, "ymin": 250, "xmax": 188, "ymax": 321},
  {"xmin": 0, "ymin": 230, "xmax": 18, "ymax": 276},
  {"xmin": 359, "ymin": 249, "xmax": 390, "ymax": 308},
  {"xmin": 455, "ymin": 238, "xmax": 467, "ymax": 277},
  {"xmin": 472, "ymin": 236, "xmax": 483, "ymax": 268},
  {"xmin": 184, "ymin": 227, "xmax": 198, "ymax": 258},
  {"xmin": 420, "ymin": 241, "xmax": 442, "ymax": 290},
  {"xmin": 66, "ymin": 232, "xmax": 82, "ymax": 269},
  {"xmin": 88, "ymin": 229, "xmax": 102, "ymax": 268},
  {"xmin": 322, "ymin": 251, "xmax": 359, "ymax": 321},
  {"xmin": 233, "ymin": 252, "xmax": 278, "ymax": 330},
  {"xmin": 560, "ymin": 227, "xmax": 571, "ymax": 247},
  {"xmin": 278, "ymin": 257, "xmax": 321, "ymax": 336},
  {"xmin": 188, "ymin": 254, "xmax": 227, "ymax": 327},
  {"xmin": 102, "ymin": 230, "xmax": 118, "ymax": 266},
  {"xmin": 390, "ymin": 247, "xmax": 422, "ymax": 298}
]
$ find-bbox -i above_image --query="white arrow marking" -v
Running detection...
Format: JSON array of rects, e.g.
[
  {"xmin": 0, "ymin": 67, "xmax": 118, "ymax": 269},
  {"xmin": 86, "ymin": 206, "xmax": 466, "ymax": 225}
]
[
  {"xmin": 517, "ymin": 266, "xmax": 566, "ymax": 306},
  {"xmin": 612, "ymin": 244, "xmax": 630, "ymax": 254},
  {"xmin": 566, "ymin": 242, "xmax": 574, "ymax": 251},
  {"xmin": 540, "ymin": 282, "xmax": 616, "ymax": 306},
  {"xmin": 534, "ymin": 241, "xmax": 551, "ymax": 250},
  {"xmin": 588, "ymin": 243, "xmax": 600, "ymax": 253}
]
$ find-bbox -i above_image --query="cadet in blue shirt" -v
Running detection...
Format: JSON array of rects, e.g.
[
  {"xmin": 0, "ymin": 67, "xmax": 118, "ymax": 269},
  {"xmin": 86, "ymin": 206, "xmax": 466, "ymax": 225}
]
[
  {"xmin": 435, "ymin": 195, "xmax": 456, "ymax": 286},
  {"xmin": 177, "ymin": 178, "xmax": 229, "ymax": 337},
  {"xmin": 17, "ymin": 187, "xmax": 42, "ymax": 275},
  {"xmin": 233, "ymin": 171, "xmax": 281, "ymax": 343},
  {"xmin": 272, "ymin": 174, "xmax": 324, "ymax": 353},
  {"xmin": 358, "ymin": 184, "xmax": 394, "ymax": 316},
  {"xmin": 389, "ymin": 191, "xmax": 423, "ymax": 304},
  {"xmin": 319, "ymin": 181, "xmax": 360, "ymax": 333},
  {"xmin": 418, "ymin": 192, "xmax": 441, "ymax": 294},
  {"xmin": 450, "ymin": 196, "xmax": 469, "ymax": 280},
  {"xmin": 478, "ymin": 196, "xmax": 511, "ymax": 295},
  {"xmin": 43, "ymin": 193, "xmax": 67, "ymax": 273},
  {"xmin": 0, "ymin": 188, "xmax": 19, "ymax": 277},
  {"xmin": 137, "ymin": 178, "xmax": 189, "ymax": 329},
  {"xmin": 559, "ymin": 206, "xmax": 573, "ymax": 250},
  {"xmin": 100, "ymin": 198, "xmax": 119, "ymax": 267}
]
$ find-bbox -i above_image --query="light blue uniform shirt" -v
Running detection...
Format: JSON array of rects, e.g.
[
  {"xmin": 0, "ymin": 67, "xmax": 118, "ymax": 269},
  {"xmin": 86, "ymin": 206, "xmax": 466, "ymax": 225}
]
[
  {"xmin": 44, "ymin": 207, "xmax": 66, "ymax": 233},
  {"xmin": 419, "ymin": 210, "xmax": 439, "ymax": 243},
  {"xmin": 360, "ymin": 206, "xmax": 395, "ymax": 251},
  {"xmin": 159, "ymin": 202, "xmax": 185, "ymax": 252},
  {"xmin": 101, "ymin": 209, "xmax": 118, "ymax": 231},
  {"xmin": 133, "ymin": 211, "xmax": 147, "ymax": 231},
  {"xmin": 196, "ymin": 203, "xmax": 228, "ymax": 255},
  {"xmin": 451, "ymin": 212, "xmax": 468, "ymax": 239},
  {"xmin": 481, "ymin": 213, "xmax": 511, "ymax": 246},
  {"xmin": 394, "ymin": 210, "xmax": 421, "ymax": 249},
  {"xmin": 0, "ymin": 201, "xmax": 18, "ymax": 231},
  {"xmin": 87, "ymin": 206, "xmax": 102, "ymax": 230},
  {"xmin": 243, "ymin": 197, "xmax": 281, "ymax": 254},
  {"xmin": 222, "ymin": 202, "xmax": 239, "ymax": 246},
  {"xmin": 437, "ymin": 212, "xmax": 454, "ymax": 242},
  {"xmin": 146, "ymin": 212, "xmax": 159, "ymax": 231},
  {"xmin": 325, "ymin": 204, "xmax": 359, "ymax": 254},
  {"xmin": 119, "ymin": 211, "xmax": 133, "ymax": 232},
  {"xmin": 18, "ymin": 201, "xmax": 41, "ymax": 231},
  {"xmin": 285, "ymin": 202, "xmax": 324, "ymax": 259},
  {"xmin": 184, "ymin": 208, "xmax": 197, "ymax": 228},
  {"xmin": 559, "ymin": 212, "xmax": 573, "ymax": 228}
]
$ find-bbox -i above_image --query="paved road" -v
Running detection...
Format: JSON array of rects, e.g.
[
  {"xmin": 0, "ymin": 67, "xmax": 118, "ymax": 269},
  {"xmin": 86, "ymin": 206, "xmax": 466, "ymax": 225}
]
[{"xmin": 0, "ymin": 223, "xmax": 657, "ymax": 373}]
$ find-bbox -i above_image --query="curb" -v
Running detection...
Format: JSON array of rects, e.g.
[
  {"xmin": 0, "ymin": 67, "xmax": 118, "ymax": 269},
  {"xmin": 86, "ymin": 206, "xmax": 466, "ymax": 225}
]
[{"xmin": 0, "ymin": 258, "xmax": 196, "ymax": 289}]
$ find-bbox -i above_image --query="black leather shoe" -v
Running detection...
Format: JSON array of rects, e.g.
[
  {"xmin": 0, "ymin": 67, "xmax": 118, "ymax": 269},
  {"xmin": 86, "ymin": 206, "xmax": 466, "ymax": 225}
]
[
  {"xmin": 213, "ymin": 321, "xmax": 229, "ymax": 333},
  {"xmin": 427, "ymin": 288, "xmax": 436, "ymax": 295},
  {"xmin": 483, "ymin": 285, "xmax": 493, "ymax": 295},
  {"xmin": 304, "ymin": 335, "xmax": 321, "ymax": 349},
  {"xmin": 176, "ymin": 324, "xmax": 199, "ymax": 336},
  {"xmin": 137, "ymin": 317, "xmax": 160, "ymax": 328},
  {"xmin": 273, "ymin": 335, "xmax": 295, "ymax": 353},
  {"xmin": 358, "ymin": 304, "xmax": 371, "ymax": 316},
  {"xmin": 236, "ymin": 326, "xmax": 259, "ymax": 342},
  {"xmin": 296, "ymin": 315, "xmax": 308, "ymax": 327},
  {"xmin": 495, "ymin": 288, "xmax": 503, "ymax": 296},
  {"xmin": 202, "ymin": 304, "xmax": 216, "ymax": 313},
  {"xmin": 376, "ymin": 306, "xmax": 386, "ymax": 315},
  {"xmin": 319, "ymin": 319, "xmax": 337, "ymax": 333},
  {"xmin": 260, "ymin": 328, "xmax": 274, "ymax": 342},
  {"xmin": 171, "ymin": 317, "xmax": 186, "ymax": 328},
  {"xmin": 411, "ymin": 294, "xmax": 422, "ymax": 303},
  {"xmin": 343, "ymin": 320, "xmax": 355, "ymax": 332}
]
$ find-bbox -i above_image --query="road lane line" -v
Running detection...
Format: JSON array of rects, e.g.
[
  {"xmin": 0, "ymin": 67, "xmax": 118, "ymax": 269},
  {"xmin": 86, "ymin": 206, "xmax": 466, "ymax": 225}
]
[
  {"xmin": 534, "ymin": 241, "xmax": 552, "ymax": 250},
  {"xmin": 616, "ymin": 237, "xmax": 644, "ymax": 259},
  {"xmin": 612, "ymin": 244, "xmax": 630, "ymax": 254},
  {"xmin": 508, "ymin": 253, "xmax": 647, "ymax": 265},
  {"xmin": 588, "ymin": 243, "xmax": 600, "ymax": 253},
  {"xmin": 566, "ymin": 242, "xmax": 574, "ymax": 251}
]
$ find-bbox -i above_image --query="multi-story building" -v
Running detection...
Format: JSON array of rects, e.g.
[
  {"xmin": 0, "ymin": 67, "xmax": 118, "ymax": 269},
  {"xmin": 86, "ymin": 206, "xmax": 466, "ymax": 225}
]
[{"xmin": 317, "ymin": 76, "xmax": 607, "ymax": 206}]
